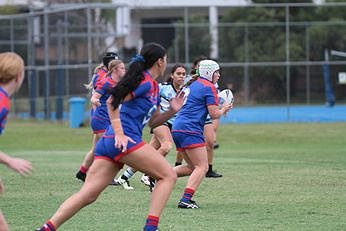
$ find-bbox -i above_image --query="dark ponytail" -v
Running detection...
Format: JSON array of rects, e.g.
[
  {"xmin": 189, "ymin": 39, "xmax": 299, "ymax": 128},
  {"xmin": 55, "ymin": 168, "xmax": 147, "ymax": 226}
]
[
  {"xmin": 109, "ymin": 42, "xmax": 166, "ymax": 109},
  {"xmin": 180, "ymin": 55, "xmax": 208, "ymax": 89}
]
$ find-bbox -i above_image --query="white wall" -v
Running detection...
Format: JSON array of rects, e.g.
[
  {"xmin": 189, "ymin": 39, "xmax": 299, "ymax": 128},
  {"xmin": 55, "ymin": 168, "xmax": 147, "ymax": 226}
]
[{"xmin": 113, "ymin": 0, "xmax": 250, "ymax": 8}]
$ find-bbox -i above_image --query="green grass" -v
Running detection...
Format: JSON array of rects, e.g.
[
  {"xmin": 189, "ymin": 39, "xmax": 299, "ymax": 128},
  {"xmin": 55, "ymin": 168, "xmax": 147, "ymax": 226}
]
[{"xmin": 0, "ymin": 120, "xmax": 346, "ymax": 230}]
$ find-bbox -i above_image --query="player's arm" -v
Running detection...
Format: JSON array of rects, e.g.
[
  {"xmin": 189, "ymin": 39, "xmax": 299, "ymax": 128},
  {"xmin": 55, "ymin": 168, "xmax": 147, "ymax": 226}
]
[
  {"xmin": 0, "ymin": 151, "xmax": 32, "ymax": 176},
  {"xmin": 148, "ymin": 105, "xmax": 175, "ymax": 129},
  {"xmin": 107, "ymin": 96, "xmax": 135, "ymax": 152},
  {"xmin": 207, "ymin": 85, "xmax": 232, "ymax": 119},
  {"xmin": 208, "ymin": 103, "xmax": 232, "ymax": 120},
  {"xmin": 90, "ymin": 92, "xmax": 102, "ymax": 107},
  {"xmin": 148, "ymin": 91, "xmax": 186, "ymax": 128}
]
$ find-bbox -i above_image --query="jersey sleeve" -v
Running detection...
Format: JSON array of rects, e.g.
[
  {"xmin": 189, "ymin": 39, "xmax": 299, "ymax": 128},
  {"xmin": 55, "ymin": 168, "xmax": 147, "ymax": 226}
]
[
  {"xmin": 95, "ymin": 78, "xmax": 111, "ymax": 95},
  {"xmin": 131, "ymin": 81, "xmax": 151, "ymax": 99},
  {"xmin": 205, "ymin": 84, "xmax": 219, "ymax": 106}
]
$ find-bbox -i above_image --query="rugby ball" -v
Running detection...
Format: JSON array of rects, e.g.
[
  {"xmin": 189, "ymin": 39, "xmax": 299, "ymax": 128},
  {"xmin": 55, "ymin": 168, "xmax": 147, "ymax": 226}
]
[{"xmin": 218, "ymin": 89, "xmax": 234, "ymax": 104}]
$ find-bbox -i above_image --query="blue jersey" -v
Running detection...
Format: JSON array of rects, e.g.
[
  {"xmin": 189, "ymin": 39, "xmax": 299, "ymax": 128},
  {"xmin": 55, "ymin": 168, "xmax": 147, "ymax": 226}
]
[
  {"xmin": 93, "ymin": 75, "xmax": 116, "ymax": 121},
  {"xmin": 89, "ymin": 67, "xmax": 108, "ymax": 119},
  {"xmin": 92, "ymin": 67, "xmax": 108, "ymax": 89},
  {"xmin": 159, "ymin": 82, "xmax": 178, "ymax": 125},
  {"xmin": 95, "ymin": 71, "xmax": 160, "ymax": 164},
  {"xmin": 205, "ymin": 82, "xmax": 219, "ymax": 122},
  {"xmin": 172, "ymin": 78, "xmax": 218, "ymax": 135},
  {"xmin": 104, "ymin": 71, "xmax": 160, "ymax": 140},
  {"xmin": 0, "ymin": 87, "xmax": 10, "ymax": 135}
]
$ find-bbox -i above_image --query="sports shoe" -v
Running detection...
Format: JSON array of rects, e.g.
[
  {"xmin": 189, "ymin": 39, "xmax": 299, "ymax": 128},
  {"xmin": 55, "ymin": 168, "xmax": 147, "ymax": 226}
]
[
  {"xmin": 140, "ymin": 174, "xmax": 151, "ymax": 186},
  {"xmin": 206, "ymin": 170, "xmax": 223, "ymax": 178},
  {"xmin": 213, "ymin": 143, "xmax": 220, "ymax": 149},
  {"xmin": 177, "ymin": 199, "xmax": 199, "ymax": 209},
  {"xmin": 76, "ymin": 171, "xmax": 86, "ymax": 182},
  {"xmin": 143, "ymin": 227, "xmax": 159, "ymax": 231},
  {"xmin": 148, "ymin": 177, "xmax": 156, "ymax": 192},
  {"xmin": 117, "ymin": 177, "xmax": 134, "ymax": 190},
  {"xmin": 109, "ymin": 178, "xmax": 120, "ymax": 186},
  {"xmin": 35, "ymin": 223, "xmax": 55, "ymax": 231}
]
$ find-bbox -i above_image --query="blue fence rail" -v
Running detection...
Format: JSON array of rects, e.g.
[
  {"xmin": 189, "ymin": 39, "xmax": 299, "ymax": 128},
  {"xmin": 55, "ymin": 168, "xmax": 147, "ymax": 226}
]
[{"xmin": 220, "ymin": 105, "xmax": 346, "ymax": 124}]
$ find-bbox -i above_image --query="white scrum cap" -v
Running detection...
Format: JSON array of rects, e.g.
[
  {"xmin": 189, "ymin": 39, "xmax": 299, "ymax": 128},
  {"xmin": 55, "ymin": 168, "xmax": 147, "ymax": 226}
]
[{"xmin": 198, "ymin": 60, "xmax": 220, "ymax": 82}]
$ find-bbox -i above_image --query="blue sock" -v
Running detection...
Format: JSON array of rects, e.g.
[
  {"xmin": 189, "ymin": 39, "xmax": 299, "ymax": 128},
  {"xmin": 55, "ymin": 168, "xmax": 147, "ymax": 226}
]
[
  {"xmin": 143, "ymin": 215, "xmax": 159, "ymax": 231},
  {"xmin": 180, "ymin": 187, "xmax": 195, "ymax": 202}
]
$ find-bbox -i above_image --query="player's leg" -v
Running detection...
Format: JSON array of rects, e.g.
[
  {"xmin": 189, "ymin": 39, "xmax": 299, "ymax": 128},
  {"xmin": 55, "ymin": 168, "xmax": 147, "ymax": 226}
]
[
  {"xmin": 152, "ymin": 125, "xmax": 174, "ymax": 157},
  {"xmin": 177, "ymin": 146, "xmax": 208, "ymax": 209},
  {"xmin": 121, "ymin": 144, "xmax": 177, "ymax": 231},
  {"xmin": 175, "ymin": 151, "xmax": 184, "ymax": 166},
  {"xmin": 204, "ymin": 123, "xmax": 222, "ymax": 178},
  {"xmin": 37, "ymin": 159, "xmax": 120, "ymax": 230},
  {"xmin": 76, "ymin": 132, "xmax": 103, "ymax": 181},
  {"xmin": 141, "ymin": 125, "xmax": 174, "ymax": 190},
  {"xmin": 212, "ymin": 118, "xmax": 220, "ymax": 149},
  {"xmin": 0, "ymin": 211, "xmax": 9, "ymax": 231},
  {"xmin": 174, "ymin": 150, "xmax": 194, "ymax": 177}
]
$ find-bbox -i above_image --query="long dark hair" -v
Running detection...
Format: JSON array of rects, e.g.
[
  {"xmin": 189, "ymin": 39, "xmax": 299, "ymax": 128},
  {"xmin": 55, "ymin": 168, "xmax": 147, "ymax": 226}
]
[
  {"xmin": 109, "ymin": 42, "xmax": 166, "ymax": 109},
  {"xmin": 182, "ymin": 55, "xmax": 208, "ymax": 88}
]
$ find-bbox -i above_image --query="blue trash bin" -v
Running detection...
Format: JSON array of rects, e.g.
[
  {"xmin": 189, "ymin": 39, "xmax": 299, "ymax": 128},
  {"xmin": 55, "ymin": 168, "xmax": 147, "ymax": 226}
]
[{"xmin": 68, "ymin": 97, "xmax": 86, "ymax": 128}]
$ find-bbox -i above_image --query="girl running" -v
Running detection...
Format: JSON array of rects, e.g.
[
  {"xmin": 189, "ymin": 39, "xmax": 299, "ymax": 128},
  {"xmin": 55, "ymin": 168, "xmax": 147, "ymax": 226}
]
[
  {"xmin": 172, "ymin": 59, "xmax": 232, "ymax": 209},
  {"xmin": 36, "ymin": 43, "xmax": 185, "ymax": 231}
]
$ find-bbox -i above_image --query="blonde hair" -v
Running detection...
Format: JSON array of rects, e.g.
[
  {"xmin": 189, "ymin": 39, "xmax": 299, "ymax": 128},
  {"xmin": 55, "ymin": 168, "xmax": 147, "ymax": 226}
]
[
  {"xmin": 0, "ymin": 52, "xmax": 24, "ymax": 84},
  {"xmin": 106, "ymin": 59, "xmax": 124, "ymax": 76},
  {"xmin": 84, "ymin": 63, "xmax": 107, "ymax": 90},
  {"xmin": 93, "ymin": 63, "xmax": 106, "ymax": 75},
  {"xmin": 84, "ymin": 60, "xmax": 124, "ymax": 91}
]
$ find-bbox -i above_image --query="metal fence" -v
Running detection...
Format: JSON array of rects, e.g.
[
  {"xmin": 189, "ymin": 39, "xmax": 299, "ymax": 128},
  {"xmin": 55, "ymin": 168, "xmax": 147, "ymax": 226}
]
[{"xmin": 0, "ymin": 2, "xmax": 346, "ymax": 121}]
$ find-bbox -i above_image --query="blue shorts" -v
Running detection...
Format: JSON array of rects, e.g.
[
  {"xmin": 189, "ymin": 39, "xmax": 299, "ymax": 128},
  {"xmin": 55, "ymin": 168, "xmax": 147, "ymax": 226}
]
[
  {"xmin": 94, "ymin": 134, "xmax": 145, "ymax": 168},
  {"xmin": 172, "ymin": 131, "xmax": 206, "ymax": 152},
  {"xmin": 91, "ymin": 116, "xmax": 110, "ymax": 134}
]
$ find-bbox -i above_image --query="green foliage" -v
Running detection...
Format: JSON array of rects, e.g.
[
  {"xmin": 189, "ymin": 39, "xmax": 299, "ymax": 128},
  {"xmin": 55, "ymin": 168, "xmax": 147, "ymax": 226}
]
[
  {"xmin": 0, "ymin": 120, "xmax": 346, "ymax": 230},
  {"xmin": 214, "ymin": 4, "xmax": 346, "ymax": 103},
  {"xmin": 0, "ymin": 5, "xmax": 20, "ymax": 15},
  {"xmin": 168, "ymin": 16, "xmax": 210, "ymax": 63}
]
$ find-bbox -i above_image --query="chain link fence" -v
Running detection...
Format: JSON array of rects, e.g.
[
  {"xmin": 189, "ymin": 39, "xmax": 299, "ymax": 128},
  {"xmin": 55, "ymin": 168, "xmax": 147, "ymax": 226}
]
[{"xmin": 0, "ymin": 2, "xmax": 345, "ymax": 120}]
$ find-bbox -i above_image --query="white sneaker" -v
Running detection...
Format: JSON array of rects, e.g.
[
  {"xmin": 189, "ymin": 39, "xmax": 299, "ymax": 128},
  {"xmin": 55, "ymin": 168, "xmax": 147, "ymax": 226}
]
[
  {"xmin": 117, "ymin": 177, "xmax": 134, "ymax": 190},
  {"xmin": 109, "ymin": 178, "xmax": 120, "ymax": 186},
  {"xmin": 140, "ymin": 175, "xmax": 151, "ymax": 186}
]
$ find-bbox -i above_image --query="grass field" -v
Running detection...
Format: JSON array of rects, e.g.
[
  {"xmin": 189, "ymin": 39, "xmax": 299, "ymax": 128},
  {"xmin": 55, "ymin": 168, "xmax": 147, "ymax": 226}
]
[{"xmin": 0, "ymin": 120, "xmax": 346, "ymax": 231}]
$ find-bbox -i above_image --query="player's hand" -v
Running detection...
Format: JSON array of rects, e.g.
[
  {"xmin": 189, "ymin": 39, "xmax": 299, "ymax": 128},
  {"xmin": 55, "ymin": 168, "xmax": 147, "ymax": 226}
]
[
  {"xmin": 170, "ymin": 91, "xmax": 186, "ymax": 113},
  {"xmin": 222, "ymin": 102, "xmax": 233, "ymax": 115},
  {"xmin": 91, "ymin": 98, "xmax": 101, "ymax": 107},
  {"xmin": 7, "ymin": 157, "xmax": 32, "ymax": 176},
  {"xmin": 114, "ymin": 134, "xmax": 136, "ymax": 153}
]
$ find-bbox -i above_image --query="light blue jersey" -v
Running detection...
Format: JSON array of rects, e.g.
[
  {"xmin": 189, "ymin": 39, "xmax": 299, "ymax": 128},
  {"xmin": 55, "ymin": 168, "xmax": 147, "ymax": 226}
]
[{"xmin": 159, "ymin": 82, "xmax": 179, "ymax": 125}]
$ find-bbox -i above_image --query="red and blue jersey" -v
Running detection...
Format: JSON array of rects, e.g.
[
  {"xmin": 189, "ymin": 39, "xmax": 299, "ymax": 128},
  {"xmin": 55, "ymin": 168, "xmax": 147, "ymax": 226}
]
[
  {"xmin": 0, "ymin": 87, "xmax": 10, "ymax": 135},
  {"xmin": 104, "ymin": 71, "xmax": 160, "ymax": 140},
  {"xmin": 172, "ymin": 78, "xmax": 218, "ymax": 135},
  {"xmin": 90, "ymin": 67, "xmax": 108, "ymax": 118},
  {"xmin": 95, "ymin": 71, "xmax": 160, "ymax": 164},
  {"xmin": 92, "ymin": 75, "xmax": 116, "ymax": 122},
  {"xmin": 92, "ymin": 67, "xmax": 108, "ymax": 89}
]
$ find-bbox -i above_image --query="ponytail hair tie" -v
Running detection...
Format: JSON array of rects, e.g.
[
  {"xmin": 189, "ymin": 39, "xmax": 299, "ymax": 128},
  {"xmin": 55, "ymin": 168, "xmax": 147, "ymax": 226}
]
[{"xmin": 130, "ymin": 54, "xmax": 145, "ymax": 64}]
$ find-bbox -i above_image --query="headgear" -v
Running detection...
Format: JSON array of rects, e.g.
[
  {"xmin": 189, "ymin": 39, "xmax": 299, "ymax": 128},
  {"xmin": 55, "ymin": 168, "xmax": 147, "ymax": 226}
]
[
  {"xmin": 102, "ymin": 52, "xmax": 119, "ymax": 69},
  {"xmin": 198, "ymin": 60, "xmax": 220, "ymax": 82}
]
